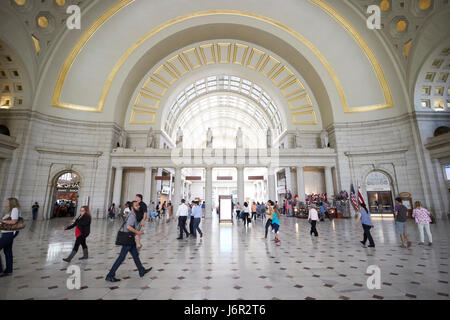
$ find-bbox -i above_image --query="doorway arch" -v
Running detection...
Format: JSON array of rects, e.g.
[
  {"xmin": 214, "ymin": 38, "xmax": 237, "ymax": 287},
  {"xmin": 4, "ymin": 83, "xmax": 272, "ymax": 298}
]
[
  {"xmin": 365, "ymin": 170, "xmax": 394, "ymax": 215},
  {"xmin": 50, "ymin": 171, "xmax": 81, "ymax": 219}
]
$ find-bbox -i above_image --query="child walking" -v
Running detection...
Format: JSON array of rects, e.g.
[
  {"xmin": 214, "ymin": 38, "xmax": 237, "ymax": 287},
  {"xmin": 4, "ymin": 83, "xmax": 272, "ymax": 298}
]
[{"xmin": 269, "ymin": 200, "xmax": 281, "ymax": 245}]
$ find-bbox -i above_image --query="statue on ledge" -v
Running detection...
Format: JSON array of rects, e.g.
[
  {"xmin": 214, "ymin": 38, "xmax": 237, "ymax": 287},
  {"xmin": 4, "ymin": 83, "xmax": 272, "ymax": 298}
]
[
  {"xmin": 176, "ymin": 127, "xmax": 183, "ymax": 148},
  {"xmin": 295, "ymin": 129, "xmax": 302, "ymax": 148},
  {"xmin": 147, "ymin": 127, "xmax": 154, "ymax": 148},
  {"xmin": 266, "ymin": 128, "xmax": 272, "ymax": 149},
  {"xmin": 206, "ymin": 128, "xmax": 213, "ymax": 148},
  {"xmin": 320, "ymin": 129, "xmax": 329, "ymax": 149},
  {"xmin": 236, "ymin": 127, "xmax": 243, "ymax": 148},
  {"xmin": 118, "ymin": 129, "xmax": 127, "ymax": 148}
]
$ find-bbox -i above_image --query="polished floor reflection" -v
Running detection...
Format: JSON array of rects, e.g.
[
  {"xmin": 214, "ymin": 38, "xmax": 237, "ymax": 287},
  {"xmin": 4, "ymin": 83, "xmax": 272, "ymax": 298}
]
[{"xmin": 0, "ymin": 214, "xmax": 449, "ymax": 300}]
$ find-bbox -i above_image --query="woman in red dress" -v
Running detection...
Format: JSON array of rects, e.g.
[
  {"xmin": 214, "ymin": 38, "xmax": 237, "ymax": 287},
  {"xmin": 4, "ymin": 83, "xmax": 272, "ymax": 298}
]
[{"xmin": 62, "ymin": 206, "xmax": 91, "ymax": 262}]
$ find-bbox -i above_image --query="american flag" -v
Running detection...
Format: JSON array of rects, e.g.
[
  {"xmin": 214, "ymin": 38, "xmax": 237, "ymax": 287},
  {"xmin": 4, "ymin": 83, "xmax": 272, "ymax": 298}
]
[
  {"xmin": 350, "ymin": 184, "xmax": 359, "ymax": 211},
  {"xmin": 357, "ymin": 186, "xmax": 366, "ymax": 207}
]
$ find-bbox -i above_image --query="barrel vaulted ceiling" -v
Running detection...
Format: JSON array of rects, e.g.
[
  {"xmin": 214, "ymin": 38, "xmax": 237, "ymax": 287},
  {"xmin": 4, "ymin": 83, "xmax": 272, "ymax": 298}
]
[{"xmin": 1, "ymin": 0, "xmax": 448, "ymax": 122}]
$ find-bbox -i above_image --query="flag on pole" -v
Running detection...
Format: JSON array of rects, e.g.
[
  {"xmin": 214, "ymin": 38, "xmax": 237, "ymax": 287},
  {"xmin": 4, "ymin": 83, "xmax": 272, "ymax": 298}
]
[
  {"xmin": 357, "ymin": 186, "xmax": 366, "ymax": 207},
  {"xmin": 350, "ymin": 184, "xmax": 359, "ymax": 211}
]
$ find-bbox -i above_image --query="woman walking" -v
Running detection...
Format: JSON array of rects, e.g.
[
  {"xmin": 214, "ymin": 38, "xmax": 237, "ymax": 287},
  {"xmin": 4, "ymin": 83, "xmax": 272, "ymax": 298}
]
[
  {"xmin": 242, "ymin": 202, "xmax": 250, "ymax": 227},
  {"xmin": 235, "ymin": 202, "xmax": 242, "ymax": 221},
  {"xmin": 412, "ymin": 201, "xmax": 433, "ymax": 246},
  {"xmin": 63, "ymin": 206, "xmax": 92, "ymax": 262},
  {"xmin": 251, "ymin": 202, "xmax": 257, "ymax": 221},
  {"xmin": 355, "ymin": 203, "xmax": 375, "ymax": 248},
  {"xmin": 262, "ymin": 201, "xmax": 274, "ymax": 240},
  {"xmin": 0, "ymin": 198, "xmax": 21, "ymax": 277}
]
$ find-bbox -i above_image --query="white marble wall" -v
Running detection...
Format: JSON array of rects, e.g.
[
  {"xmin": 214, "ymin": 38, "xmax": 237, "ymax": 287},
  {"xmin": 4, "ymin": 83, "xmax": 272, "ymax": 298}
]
[
  {"xmin": 0, "ymin": 110, "xmax": 119, "ymax": 219},
  {"xmin": 0, "ymin": 110, "xmax": 448, "ymax": 220}
]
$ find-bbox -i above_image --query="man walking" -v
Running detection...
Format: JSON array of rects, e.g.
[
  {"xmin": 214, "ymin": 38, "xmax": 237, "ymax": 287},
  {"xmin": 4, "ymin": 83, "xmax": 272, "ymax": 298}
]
[
  {"xmin": 394, "ymin": 197, "xmax": 411, "ymax": 248},
  {"xmin": 105, "ymin": 201, "xmax": 152, "ymax": 282},
  {"xmin": 176, "ymin": 199, "xmax": 189, "ymax": 239},
  {"xmin": 31, "ymin": 202, "xmax": 39, "ymax": 221},
  {"xmin": 135, "ymin": 194, "xmax": 147, "ymax": 249},
  {"xmin": 308, "ymin": 205, "xmax": 319, "ymax": 237},
  {"xmin": 192, "ymin": 201, "xmax": 203, "ymax": 238}
]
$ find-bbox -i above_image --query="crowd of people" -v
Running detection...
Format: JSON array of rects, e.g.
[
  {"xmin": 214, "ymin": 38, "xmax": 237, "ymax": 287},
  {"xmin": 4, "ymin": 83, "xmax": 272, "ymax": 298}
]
[
  {"xmin": 0, "ymin": 194, "xmax": 436, "ymax": 282},
  {"xmin": 53, "ymin": 201, "xmax": 77, "ymax": 218}
]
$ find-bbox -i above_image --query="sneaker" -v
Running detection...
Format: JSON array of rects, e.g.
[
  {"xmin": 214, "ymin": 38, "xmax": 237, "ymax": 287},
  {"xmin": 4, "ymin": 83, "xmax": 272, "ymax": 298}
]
[
  {"xmin": 105, "ymin": 276, "xmax": 121, "ymax": 282},
  {"xmin": 400, "ymin": 244, "xmax": 407, "ymax": 248},
  {"xmin": 139, "ymin": 267, "xmax": 152, "ymax": 278},
  {"xmin": 176, "ymin": 237, "xmax": 183, "ymax": 240},
  {"xmin": 368, "ymin": 245, "xmax": 375, "ymax": 248},
  {"xmin": 360, "ymin": 241, "xmax": 366, "ymax": 247},
  {"xmin": 418, "ymin": 242, "xmax": 424, "ymax": 245},
  {"xmin": 428, "ymin": 242, "xmax": 433, "ymax": 246}
]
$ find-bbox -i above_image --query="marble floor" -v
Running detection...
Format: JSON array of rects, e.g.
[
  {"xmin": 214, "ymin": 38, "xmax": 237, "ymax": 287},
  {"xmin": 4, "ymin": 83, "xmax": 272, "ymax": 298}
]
[{"xmin": 0, "ymin": 213, "xmax": 449, "ymax": 300}]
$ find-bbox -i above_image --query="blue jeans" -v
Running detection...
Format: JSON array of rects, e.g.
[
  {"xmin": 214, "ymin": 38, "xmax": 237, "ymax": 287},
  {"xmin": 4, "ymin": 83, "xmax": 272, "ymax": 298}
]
[
  {"xmin": 32, "ymin": 211, "xmax": 38, "ymax": 221},
  {"xmin": 0, "ymin": 232, "xmax": 15, "ymax": 274},
  {"xmin": 107, "ymin": 244, "xmax": 145, "ymax": 278},
  {"xmin": 193, "ymin": 218, "xmax": 202, "ymax": 237}
]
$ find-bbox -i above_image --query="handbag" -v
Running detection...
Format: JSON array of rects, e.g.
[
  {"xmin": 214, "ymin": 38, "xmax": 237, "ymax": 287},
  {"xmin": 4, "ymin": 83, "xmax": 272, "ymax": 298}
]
[
  {"xmin": 0, "ymin": 217, "xmax": 25, "ymax": 231},
  {"xmin": 115, "ymin": 217, "xmax": 136, "ymax": 246}
]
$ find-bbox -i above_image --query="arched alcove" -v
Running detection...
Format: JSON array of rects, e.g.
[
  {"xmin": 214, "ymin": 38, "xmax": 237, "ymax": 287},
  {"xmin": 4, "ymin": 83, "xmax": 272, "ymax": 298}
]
[{"xmin": 365, "ymin": 170, "xmax": 395, "ymax": 214}]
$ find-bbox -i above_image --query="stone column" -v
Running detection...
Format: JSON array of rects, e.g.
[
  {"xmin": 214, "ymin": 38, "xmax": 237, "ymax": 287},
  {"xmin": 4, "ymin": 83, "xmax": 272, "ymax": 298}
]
[
  {"xmin": 268, "ymin": 167, "xmax": 276, "ymax": 201},
  {"xmin": 173, "ymin": 167, "xmax": 182, "ymax": 214},
  {"xmin": 205, "ymin": 167, "xmax": 213, "ymax": 216},
  {"xmin": 144, "ymin": 167, "xmax": 152, "ymax": 203},
  {"xmin": 296, "ymin": 166, "xmax": 305, "ymax": 202},
  {"xmin": 325, "ymin": 166, "xmax": 334, "ymax": 201},
  {"xmin": 285, "ymin": 167, "xmax": 293, "ymax": 195},
  {"xmin": 150, "ymin": 168, "xmax": 157, "ymax": 203},
  {"xmin": 237, "ymin": 166, "xmax": 245, "ymax": 205},
  {"xmin": 112, "ymin": 167, "xmax": 123, "ymax": 208}
]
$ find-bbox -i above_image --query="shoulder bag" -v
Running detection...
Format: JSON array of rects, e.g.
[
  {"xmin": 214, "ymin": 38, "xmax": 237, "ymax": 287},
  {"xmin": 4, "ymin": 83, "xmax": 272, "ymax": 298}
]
[
  {"xmin": 115, "ymin": 216, "xmax": 136, "ymax": 246},
  {"xmin": 0, "ymin": 217, "xmax": 25, "ymax": 231}
]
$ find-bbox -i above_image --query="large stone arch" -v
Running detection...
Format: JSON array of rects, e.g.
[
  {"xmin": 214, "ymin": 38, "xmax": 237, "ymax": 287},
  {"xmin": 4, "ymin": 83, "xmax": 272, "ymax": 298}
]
[
  {"xmin": 31, "ymin": 0, "xmax": 403, "ymax": 126},
  {"xmin": 43, "ymin": 168, "xmax": 84, "ymax": 220}
]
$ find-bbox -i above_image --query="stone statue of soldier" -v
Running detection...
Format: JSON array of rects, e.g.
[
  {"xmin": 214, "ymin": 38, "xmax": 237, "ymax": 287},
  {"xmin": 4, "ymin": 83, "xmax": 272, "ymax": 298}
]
[
  {"xmin": 266, "ymin": 128, "xmax": 272, "ymax": 148},
  {"xmin": 147, "ymin": 127, "xmax": 154, "ymax": 148},
  {"xmin": 236, "ymin": 127, "xmax": 243, "ymax": 148},
  {"xmin": 206, "ymin": 128, "xmax": 213, "ymax": 148},
  {"xmin": 320, "ymin": 129, "xmax": 329, "ymax": 149},
  {"xmin": 295, "ymin": 129, "xmax": 302, "ymax": 148},
  {"xmin": 176, "ymin": 127, "xmax": 183, "ymax": 148}
]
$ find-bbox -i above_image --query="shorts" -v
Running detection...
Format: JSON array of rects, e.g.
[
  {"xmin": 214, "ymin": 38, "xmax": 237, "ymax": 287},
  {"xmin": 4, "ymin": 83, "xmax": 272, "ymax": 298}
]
[
  {"xmin": 395, "ymin": 221, "xmax": 406, "ymax": 235},
  {"xmin": 272, "ymin": 223, "xmax": 280, "ymax": 234}
]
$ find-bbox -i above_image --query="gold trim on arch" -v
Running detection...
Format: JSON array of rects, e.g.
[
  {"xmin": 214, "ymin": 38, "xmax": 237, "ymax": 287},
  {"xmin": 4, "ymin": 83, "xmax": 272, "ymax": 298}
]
[
  {"xmin": 309, "ymin": 0, "xmax": 393, "ymax": 112},
  {"xmin": 52, "ymin": 1, "xmax": 393, "ymax": 114}
]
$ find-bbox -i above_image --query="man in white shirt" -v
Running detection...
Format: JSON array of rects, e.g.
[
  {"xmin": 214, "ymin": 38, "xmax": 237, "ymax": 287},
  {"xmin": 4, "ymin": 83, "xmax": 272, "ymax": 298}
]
[
  {"xmin": 308, "ymin": 206, "xmax": 319, "ymax": 237},
  {"xmin": 176, "ymin": 199, "xmax": 189, "ymax": 240}
]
